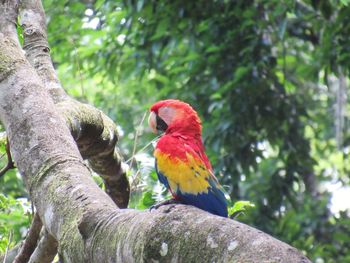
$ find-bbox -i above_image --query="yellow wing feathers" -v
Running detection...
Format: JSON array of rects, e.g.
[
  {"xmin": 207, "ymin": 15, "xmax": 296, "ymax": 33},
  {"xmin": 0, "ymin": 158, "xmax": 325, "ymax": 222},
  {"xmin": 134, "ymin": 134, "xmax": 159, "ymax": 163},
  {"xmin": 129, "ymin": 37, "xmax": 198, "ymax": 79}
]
[{"xmin": 154, "ymin": 149, "xmax": 210, "ymax": 194}]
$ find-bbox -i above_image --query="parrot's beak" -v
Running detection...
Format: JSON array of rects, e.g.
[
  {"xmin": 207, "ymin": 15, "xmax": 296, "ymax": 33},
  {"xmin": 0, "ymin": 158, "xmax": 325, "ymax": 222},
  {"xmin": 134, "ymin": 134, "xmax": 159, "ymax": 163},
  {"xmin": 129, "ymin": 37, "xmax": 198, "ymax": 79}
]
[{"xmin": 148, "ymin": 111, "xmax": 157, "ymax": 134}]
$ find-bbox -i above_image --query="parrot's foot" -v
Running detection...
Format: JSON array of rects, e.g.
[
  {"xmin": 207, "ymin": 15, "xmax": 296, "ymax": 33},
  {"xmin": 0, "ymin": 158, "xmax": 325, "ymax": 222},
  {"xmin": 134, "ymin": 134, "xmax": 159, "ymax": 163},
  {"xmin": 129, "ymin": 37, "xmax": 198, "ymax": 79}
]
[{"xmin": 150, "ymin": 199, "xmax": 182, "ymax": 211}]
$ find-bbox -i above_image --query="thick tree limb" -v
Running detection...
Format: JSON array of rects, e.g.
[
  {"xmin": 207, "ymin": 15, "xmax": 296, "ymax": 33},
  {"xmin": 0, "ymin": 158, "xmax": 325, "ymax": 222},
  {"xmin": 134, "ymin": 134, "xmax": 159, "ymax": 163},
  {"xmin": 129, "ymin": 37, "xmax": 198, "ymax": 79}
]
[
  {"xmin": 19, "ymin": 0, "xmax": 66, "ymax": 102},
  {"xmin": 0, "ymin": 0, "xmax": 20, "ymax": 43},
  {"xmin": 0, "ymin": 9, "xmax": 311, "ymax": 263},
  {"xmin": 57, "ymin": 100, "xmax": 130, "ymax": 208},
  {"xmin": 18, "ymin": 0, "xmax": 130, "ymax": 207}
]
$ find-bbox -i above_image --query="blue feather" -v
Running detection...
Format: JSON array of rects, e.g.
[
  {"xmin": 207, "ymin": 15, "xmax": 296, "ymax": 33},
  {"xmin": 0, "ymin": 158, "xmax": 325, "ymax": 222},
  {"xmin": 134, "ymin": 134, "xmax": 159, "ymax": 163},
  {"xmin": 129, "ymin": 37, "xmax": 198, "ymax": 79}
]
[
  {"xmin": 177, "ymin": 188, "xmax": 228, "ymax": 218},
  {"xmin": 155, "ymin": 160, "xmax": 170, "ymax": 189}
]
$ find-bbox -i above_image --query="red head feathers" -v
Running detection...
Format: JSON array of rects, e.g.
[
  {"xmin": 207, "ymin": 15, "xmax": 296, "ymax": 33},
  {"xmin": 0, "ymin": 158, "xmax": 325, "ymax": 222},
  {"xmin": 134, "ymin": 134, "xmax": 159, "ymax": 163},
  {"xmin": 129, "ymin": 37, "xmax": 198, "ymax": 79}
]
[{"xmin": 148, "ymin": 99, "xmax": 202, "ymax": 135}]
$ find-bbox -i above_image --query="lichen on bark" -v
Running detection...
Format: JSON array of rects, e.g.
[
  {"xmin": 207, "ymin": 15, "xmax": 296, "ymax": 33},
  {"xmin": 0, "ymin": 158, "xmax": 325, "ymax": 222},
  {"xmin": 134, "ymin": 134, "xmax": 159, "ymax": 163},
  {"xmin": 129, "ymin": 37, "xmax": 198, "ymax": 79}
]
[{"xmin": 0, "ymin": 38, "xmax": 25, "ymax": 81}]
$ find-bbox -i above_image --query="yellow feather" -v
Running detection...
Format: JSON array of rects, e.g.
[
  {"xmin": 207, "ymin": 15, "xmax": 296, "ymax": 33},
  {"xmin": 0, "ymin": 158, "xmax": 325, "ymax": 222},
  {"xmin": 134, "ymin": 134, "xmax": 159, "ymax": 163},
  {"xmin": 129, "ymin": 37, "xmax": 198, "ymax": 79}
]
[{"xmin": 155, "ymin": 149, "xmax": 210, "ymax": 194}]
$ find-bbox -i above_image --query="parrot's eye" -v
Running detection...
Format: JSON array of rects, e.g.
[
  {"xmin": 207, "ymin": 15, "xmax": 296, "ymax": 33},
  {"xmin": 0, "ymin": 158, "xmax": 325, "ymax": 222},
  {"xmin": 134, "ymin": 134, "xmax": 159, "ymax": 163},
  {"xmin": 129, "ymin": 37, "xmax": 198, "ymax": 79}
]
[{"xmin": 156, "ymin": 115, "xmax": 168, "ymax": 132}]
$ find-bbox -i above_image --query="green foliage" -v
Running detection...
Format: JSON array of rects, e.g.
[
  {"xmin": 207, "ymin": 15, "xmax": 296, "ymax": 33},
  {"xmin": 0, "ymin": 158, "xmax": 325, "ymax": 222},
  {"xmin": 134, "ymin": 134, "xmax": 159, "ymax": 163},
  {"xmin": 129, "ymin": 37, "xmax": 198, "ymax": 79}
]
[
  {"xmin": 16, "ymin": 18, "xmax": 24, "ymax": 46},
  {"xmin": 0, "ymin": 194, "xmax": 31, "ymax": 253},
  {"xmin": 228, "ymin": 200, "xmax": 255, "ymax": 219},
  {"xmin": 127, "ymin": 153, "xmax": 170, "ymax": 209},
  {"xmin": 0, "ymin": 132, "xmax": 6, "ymax": 149},
  {"xmin": 0, "ymin": 126, "xmax": 30, "ymax": 251},
  {"xmin": 0, "ymin": 136, "xmax": 26, "ymax": 197}
]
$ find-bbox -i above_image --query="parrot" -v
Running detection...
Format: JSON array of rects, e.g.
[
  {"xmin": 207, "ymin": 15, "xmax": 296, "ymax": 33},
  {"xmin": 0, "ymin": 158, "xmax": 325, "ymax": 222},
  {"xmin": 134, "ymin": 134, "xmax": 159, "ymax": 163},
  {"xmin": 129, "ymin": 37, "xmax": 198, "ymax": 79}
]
[{"xmin": 148, "ymin": 99, "xmax": 228, "ymax": 217}]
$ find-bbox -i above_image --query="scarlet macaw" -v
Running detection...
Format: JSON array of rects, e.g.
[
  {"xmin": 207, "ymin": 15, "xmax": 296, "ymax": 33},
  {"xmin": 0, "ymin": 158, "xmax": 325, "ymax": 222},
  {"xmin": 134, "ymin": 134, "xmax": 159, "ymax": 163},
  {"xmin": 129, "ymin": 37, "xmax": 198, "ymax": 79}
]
[{"xmin": 148, "ymin": 99, "xmax": 228, "ymax": 217}]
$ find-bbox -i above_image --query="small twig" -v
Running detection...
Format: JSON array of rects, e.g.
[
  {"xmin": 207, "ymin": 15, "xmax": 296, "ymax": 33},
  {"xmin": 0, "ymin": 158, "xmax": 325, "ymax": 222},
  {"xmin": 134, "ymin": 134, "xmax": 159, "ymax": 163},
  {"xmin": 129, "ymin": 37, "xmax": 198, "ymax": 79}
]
[
  {"xmin": 71, "ymin": 39, "xmax": 85, "ymax": 99},
  {"xmin": 129, "ymin": 170, "xmax": 141, "ymax": 192},
  {"xmin": 13, "ymin": 213, "xmax": 42, "ymax": 263},
  {"xmin": 125, "ymin": 111, "xmax": 162, "ymax": 191},
  {"xmin": 127, "ymin": 112, "xmax": 147, "ymax": 191},
  {"xmin": 128, "ymin": 111, "xmax": 148, "ymax": 170},
  {"xmin": 3, "ymin": 230, "xmax": 13, "ymax": 263},
  {"xmin": 128, "ymin": 136, "xmax": 160, "ymax": 191},
  {"xmin": 0, "ymin": 152, "xmax": 6, "ymax": 161},
  {"xmin": 125, "ymin": 135, "xmax": 161, "ymax": 164},
  {"xmin": 31, "ymin": 201, "xmax": 35, "ymax": 218},
  {"xmin": 127, "ymin": 136, "xmax": 161, "ymax": 186},
  {"xmin": 0, "ymin": 139, "xmax": 15, "ymax": 178},
  {"xmin": 126, "ymin": 111, "xmax": 162, "ymax": 191}
]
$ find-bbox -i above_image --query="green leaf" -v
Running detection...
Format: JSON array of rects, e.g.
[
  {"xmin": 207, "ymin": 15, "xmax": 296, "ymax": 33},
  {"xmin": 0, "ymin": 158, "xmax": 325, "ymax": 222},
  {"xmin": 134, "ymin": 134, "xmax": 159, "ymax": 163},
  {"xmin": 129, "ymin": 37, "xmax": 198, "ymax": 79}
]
[
  {"xmin": 16, "ymin": 20, "xmax": 24, "ymax": 46},
  {"xmin": 233, "ymin": 66, "xmax": 250, "ymax": 84},
  {"xmin": 94, "ymin": 0, "xmax": 104, "ymax": 9},
  {"xmin": 140, "ymin": 191, "xmax": 156, "ymax": 209},
  {"xmin": 206, "ymin": 45, "xmax": 221, "ymax": 53},
  {"xmin": 228, "ymin": 200, "xmax": 255, "ymax": 218},
  {"xmin": 278, "ymin": 19, "xmax": 287, "ymax": 40},
  {"xmin": 340, "ymin": 0, "xmax": 350, "ymax": 6}
]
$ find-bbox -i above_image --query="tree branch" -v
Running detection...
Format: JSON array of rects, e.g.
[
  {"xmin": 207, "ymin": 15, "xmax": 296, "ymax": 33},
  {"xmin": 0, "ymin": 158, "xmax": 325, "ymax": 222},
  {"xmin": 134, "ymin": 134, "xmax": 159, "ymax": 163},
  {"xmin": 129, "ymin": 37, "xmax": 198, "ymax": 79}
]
[
  {"xmin": 0, "ymin": 0, "xmax": 24, "ymax": 82},
  {"xmin": 28, "ymin": 229, "xmax": 58, "ymax": 263},
  {"xmin": 0, "ymin": 242, "xmax": 22, "ymax": 263},
  {"xmin": 19, "ymin": 0, "xmax": 66, "ymax": 102},
  {"xmin": 0, "ymin": 0, "xmax": 20, "ymax": 43},
  {"xmin": 0, "ymin": 138, "xmax": 15, "ymax": 178},
  {"xmin": 13, "ymin": 213, "xmax": 42, "ymax": 263},
  {"xmin": 18, "ymin": 0, "xmax": 130, "ymax": 207},
  {"xmin": 57, "ymin": 100, "xmax": 130, "ymax": 208}
]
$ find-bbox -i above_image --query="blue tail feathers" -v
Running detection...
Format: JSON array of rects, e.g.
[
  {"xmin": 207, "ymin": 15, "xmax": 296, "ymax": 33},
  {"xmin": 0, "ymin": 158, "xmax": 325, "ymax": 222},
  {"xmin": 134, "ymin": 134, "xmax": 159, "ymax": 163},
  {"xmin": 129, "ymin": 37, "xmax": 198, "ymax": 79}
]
[{"xmin": 177, "ymin": 188, "xmax": 228, "ymax": 217}]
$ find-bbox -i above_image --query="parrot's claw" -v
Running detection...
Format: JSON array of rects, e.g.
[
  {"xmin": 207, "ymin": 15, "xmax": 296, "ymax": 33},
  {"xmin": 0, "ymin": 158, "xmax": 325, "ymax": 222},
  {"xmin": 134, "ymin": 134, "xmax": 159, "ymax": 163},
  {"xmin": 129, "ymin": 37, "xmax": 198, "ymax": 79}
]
[{"xmin": 150, "ymin": 199, "xmax": 181, "ymax": 211}]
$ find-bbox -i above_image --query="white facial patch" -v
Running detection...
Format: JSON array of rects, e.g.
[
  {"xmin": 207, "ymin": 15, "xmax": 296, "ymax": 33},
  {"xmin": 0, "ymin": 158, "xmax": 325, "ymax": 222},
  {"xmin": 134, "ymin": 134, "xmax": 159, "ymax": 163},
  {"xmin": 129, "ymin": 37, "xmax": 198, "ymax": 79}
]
[{"xmin": 158, "ymin": 106, "xmax": 176, "ymax": 126}]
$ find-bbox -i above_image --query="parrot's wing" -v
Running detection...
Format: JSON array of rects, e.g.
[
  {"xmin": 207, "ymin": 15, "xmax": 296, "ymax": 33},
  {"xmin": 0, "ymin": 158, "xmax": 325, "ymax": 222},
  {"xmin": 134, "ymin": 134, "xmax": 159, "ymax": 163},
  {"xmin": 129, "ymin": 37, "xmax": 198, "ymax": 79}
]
[{"xmin": 154, "ymin": 136, "xmax": 228, "ymax": 217}]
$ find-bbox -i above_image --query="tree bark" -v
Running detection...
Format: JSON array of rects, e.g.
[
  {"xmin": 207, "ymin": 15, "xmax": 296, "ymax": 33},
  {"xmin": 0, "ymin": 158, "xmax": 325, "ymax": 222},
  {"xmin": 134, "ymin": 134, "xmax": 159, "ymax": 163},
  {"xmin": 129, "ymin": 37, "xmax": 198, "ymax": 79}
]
[
  {"xmin": 18, "ymin": 0, "xmax": 130, "ymax": 208},
  {"xmin": 0, "ymin": 0, "xmax": 311, "ymax": 262}
]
